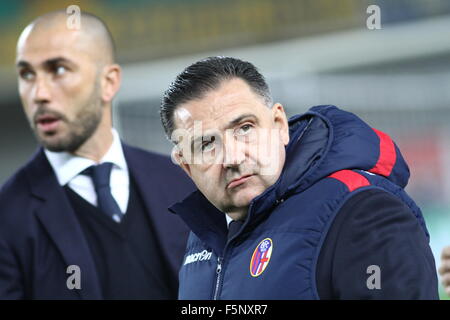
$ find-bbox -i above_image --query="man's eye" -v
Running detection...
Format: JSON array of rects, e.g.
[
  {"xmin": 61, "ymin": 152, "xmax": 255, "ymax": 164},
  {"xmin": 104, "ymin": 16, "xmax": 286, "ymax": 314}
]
[
  {"xmin": 201, "ymin": 142, "xmax": 212, "ymax": 152},
  {"xmin": 55, "ymin": 66, "xmax": 67, "ymax": 76},
  {"xmin": 236, "ymin": 124, "xmax": 253, "ymax": 136},
  {"xmin": 19, "ymin": 70, "xmax": 35, "ymax": 81},
  {"xmin": 201, "ymin": 137, "xmax": 216, "ymax": 152}
]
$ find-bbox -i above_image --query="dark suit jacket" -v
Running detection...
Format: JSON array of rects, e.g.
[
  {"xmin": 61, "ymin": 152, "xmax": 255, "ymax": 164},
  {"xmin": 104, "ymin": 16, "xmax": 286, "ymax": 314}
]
[{"xmin": 0, "ymin": 143, "xmax": 194, "ymax": 299}]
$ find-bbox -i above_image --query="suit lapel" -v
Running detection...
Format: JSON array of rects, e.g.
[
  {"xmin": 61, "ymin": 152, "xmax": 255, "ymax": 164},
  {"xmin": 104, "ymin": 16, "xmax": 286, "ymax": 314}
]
[{"xmin": 26, "ymin": 149, "xmax": 102, "ymax": 299}]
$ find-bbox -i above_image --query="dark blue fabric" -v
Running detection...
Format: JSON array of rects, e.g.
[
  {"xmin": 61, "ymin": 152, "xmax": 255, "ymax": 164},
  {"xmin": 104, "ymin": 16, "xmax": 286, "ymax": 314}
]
[
  {"xmin": 172, "ymin": 105, "xmax": 438, "ymax": 300},
  {"xmin": 64, "ymin": 177, "xmax": 174, "ymax": 299},
  {"xmin": 228, "ymin": 220, "xmax": 244, "ymax": 241},
  {"xmin": 0, "ymin": 144, "xmax": 195, "ymax": 299},
  {"xmin": 83, "ymin": 162, "xmax": 123, "ymax": 222},
  {"xmin": 316, "ymin": 188, "xmax": 438, "ymax": 299}
]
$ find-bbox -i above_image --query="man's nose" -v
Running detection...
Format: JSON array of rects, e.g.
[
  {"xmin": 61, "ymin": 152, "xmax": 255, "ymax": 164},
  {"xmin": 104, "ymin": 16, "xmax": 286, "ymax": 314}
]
[
  {"xmin": 223, "ymin": 138, "xmax": 246, "ymax": 168},
  {"xmin": 32, "ymin": 75, "xmax": 52, "ymax": 104}
]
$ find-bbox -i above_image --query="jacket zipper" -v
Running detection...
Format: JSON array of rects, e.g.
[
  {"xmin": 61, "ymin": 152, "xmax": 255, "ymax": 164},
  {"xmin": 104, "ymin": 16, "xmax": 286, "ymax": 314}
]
[
  {"xmin": 213, "ymin": 256, "xmax": 223, "ymax": 300},
  {"xmin": 213, "ymin": 202, "xmax": 256, "ymax": 300}
]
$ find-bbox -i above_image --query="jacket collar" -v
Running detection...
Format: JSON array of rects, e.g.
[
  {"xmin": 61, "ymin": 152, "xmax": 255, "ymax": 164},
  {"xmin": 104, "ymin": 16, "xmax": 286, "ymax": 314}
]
[{"xmin": 170, "ymin": 191, "xmax": 227, "ymax": 255}]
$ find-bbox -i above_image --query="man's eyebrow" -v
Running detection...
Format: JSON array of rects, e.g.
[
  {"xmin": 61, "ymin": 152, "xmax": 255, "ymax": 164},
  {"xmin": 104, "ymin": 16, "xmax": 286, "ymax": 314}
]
[
  {"xmin": 225, "ymin": 113, "xmax": 258, "ymax": 129},
  {"xmin": 16, "ymin": 60, "xmax": 31, "ymax": 68},
  {"xmin": 16, "ymin": 57, "xmax": 74, "ymax": 69}
]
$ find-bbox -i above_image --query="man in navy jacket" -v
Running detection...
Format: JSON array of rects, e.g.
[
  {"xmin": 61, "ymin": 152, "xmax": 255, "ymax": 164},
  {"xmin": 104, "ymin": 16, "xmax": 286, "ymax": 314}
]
[
  {"xmin": 0, "ymin": 11, "xmax": 193, "ymax": 299},
  {"xmin": 160, "ymin": 56, "xmax": 438, "ymax": 299}
]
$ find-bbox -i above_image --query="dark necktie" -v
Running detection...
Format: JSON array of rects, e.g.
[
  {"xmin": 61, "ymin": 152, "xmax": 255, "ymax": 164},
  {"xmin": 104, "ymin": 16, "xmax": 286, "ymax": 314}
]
[
  {"xmin": 228, "ymin": 220, "xmax": 244, "ymax": 241},
  {"xmin": 83, "ymin": 162, "xmax": 124, "ymax": 223}
]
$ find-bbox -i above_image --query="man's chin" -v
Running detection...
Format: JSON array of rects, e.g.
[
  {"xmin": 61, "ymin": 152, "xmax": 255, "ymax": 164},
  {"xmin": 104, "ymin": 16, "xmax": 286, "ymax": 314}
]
[
  {"xmin": 43, "ymin": 144, "xmax": 70, "ymax": 153},
  {"xmin": 38, "ymin": 134, "xmax": 81, "ymax": 153},
  {"xmin": 231, "ymin": 190, "xmax": 262, "ymax": 209},
  {"xmin": 40, "ymin": 139, "xmax": 69, "ymax": 152}
]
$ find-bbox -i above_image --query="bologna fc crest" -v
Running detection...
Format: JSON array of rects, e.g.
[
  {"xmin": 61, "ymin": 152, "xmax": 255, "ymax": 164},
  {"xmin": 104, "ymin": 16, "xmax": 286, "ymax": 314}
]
[{"xmin": 250, "ymin": 238, "xmax": 273, "ymax": 277}]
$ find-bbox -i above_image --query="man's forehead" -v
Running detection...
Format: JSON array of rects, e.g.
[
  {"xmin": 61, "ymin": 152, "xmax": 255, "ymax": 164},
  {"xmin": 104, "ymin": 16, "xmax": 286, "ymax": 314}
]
[
  {"xmin": 177, "ymin": 86, "xmax": 264, "ymax": 124},
  {"xmin": 176, "ymin": 103, "xmax": 229, "ymax": 125},
  {"xmin": 17, "ymin": 26, "xmax": 80, "ymax": 59}
]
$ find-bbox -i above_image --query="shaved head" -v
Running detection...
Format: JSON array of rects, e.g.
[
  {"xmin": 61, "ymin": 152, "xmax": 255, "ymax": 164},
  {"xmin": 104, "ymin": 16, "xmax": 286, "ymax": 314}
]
[{"xmin": 18, "ymin": 10, "xmax": 115, "ymax": 66}]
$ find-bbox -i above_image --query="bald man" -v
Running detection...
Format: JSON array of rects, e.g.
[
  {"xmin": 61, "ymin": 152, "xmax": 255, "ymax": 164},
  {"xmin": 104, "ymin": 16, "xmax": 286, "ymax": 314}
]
[{"xmin": 0, "ymin": 11, "xmax": 194, "ymax": 299}]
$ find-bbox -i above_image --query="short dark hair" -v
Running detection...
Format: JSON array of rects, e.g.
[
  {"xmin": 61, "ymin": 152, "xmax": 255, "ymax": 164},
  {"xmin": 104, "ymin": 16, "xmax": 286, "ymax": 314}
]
[{"xmin": 160, "ymin": 56, "xmax": 272, "ymax": 140}]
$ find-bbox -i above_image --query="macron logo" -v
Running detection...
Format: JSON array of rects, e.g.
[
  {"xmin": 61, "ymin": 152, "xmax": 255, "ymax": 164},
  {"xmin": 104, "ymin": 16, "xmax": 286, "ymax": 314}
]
[{"xmin": 184, "ymin": 250, "xmax": 212, "ymax": 265}]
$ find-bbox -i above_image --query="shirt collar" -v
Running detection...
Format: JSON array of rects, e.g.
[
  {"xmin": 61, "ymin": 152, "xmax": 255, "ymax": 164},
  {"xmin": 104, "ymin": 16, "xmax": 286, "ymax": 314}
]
[
  {"xmin": 44, "ymin": 128, "xmax": 128, "ymax": 186},
  {"xmin": 225, "ymin": 214, "xmax": 233, "ymax": 228}
]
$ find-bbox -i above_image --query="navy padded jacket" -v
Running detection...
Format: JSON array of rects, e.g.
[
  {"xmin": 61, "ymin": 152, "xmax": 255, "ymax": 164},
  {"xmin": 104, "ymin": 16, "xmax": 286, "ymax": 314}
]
[{"xmin": 171, "ymin": 105, "xmax": 438, "ymax": 300}]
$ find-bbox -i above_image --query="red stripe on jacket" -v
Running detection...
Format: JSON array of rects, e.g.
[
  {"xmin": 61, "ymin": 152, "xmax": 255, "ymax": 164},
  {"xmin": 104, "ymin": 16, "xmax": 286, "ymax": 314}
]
[
  {"xmin": 369, "ymin": 128, "xmax": 396, "ymax": 177},
  {"xmin": 328, "ymin": 170, "xmax": 370, "ymax": 192}
]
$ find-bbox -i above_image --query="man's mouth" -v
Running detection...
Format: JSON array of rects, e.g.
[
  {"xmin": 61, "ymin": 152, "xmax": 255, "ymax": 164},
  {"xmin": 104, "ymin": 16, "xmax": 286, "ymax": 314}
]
[
  {"xmin": 227, "ymin": 174, "xmax": 254, "ymax": 189},
  {"xmin": 35, "ymin": 115, "xmax": 62, "ymax": 133}
]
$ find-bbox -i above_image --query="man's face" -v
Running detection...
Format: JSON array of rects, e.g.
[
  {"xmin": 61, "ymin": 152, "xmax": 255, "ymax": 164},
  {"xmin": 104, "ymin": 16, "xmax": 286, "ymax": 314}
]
[
  {"xmin": 173, "ymin": 78, "xmax": 290, "ymax": 220},
  {"xmin": 16, "ymin": 24, "xmax": 103, "ymax": 152}
]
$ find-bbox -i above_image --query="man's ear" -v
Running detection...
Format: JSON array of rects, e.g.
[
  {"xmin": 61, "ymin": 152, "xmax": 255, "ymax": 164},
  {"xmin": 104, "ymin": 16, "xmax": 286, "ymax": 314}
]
[
  {"xmin": 271, "ymin": 103, "xmax": 290, "ymax": 146},
  {"xmin": 172, "ymin": 147, "xmax": 192, "ymax": 177},
  {"xmin": 101, "ymin": 63, "xmax": 121, "ymax": 103}
]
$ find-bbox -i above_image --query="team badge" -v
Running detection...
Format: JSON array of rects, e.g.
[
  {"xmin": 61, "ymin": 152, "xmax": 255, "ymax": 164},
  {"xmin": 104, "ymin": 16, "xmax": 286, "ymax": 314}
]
[{"xmin": 250, "ymin": 238, "xmax": 273, "ymax": 277}]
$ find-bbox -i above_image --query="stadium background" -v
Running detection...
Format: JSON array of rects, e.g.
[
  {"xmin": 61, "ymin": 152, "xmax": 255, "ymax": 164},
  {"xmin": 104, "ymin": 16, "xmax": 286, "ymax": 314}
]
[{"xmin": 0, "ymin": 0, "xmax": 449, "ymax": 299}]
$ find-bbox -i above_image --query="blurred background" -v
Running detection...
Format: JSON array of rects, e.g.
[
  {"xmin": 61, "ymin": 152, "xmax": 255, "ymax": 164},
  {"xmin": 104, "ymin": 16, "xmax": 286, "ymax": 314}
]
[{"xmin": 0, "ymin": 0, "xmax": 449, "ymax": 299}]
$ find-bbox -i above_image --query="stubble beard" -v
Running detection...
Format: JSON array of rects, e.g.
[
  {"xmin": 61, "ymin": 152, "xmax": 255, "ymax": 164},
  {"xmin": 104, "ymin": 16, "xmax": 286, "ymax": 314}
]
[{"xmin": 33, "ymin": 84, "xmax": 103, "ymax": 153}]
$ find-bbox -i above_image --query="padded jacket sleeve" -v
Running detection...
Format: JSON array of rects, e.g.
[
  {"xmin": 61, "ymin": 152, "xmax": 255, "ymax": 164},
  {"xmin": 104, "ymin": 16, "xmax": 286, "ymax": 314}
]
[{"xmin": 316, "ymin": 189, "xmax": 439, "ymax": 300}]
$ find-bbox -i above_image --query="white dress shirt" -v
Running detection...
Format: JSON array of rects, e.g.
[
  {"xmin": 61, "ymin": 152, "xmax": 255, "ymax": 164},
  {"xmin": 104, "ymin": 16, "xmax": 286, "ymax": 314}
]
[
  {"xmin": 225, "ymin": 214, "xmax": 233, "ymax": 228},
  {"xmin": 44, "ymin": 129, "xmax": 130, "ymax": 214}
]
